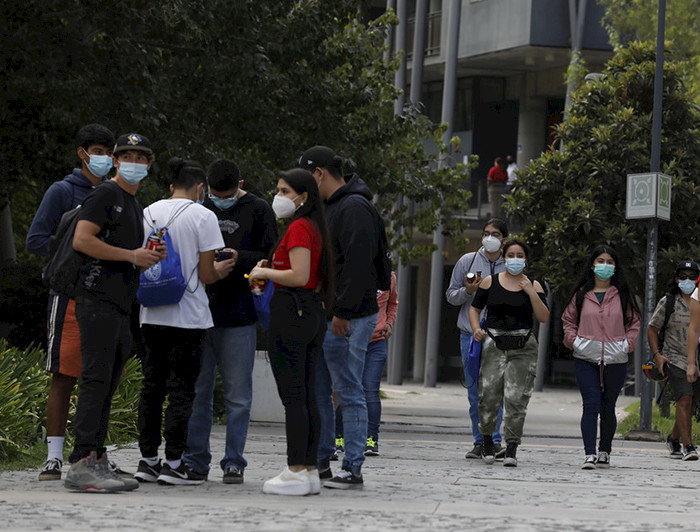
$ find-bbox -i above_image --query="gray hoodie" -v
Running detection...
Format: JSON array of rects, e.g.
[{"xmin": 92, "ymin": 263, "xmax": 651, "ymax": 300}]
[{"xmin": 445, "ymin": 248, "xmax": 505, "ymax": 334}]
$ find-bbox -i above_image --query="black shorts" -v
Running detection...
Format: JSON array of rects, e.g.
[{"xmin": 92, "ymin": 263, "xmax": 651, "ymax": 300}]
[{"xmin": 666, "ymin": 363, "xmax": 700, "ymax": 404}]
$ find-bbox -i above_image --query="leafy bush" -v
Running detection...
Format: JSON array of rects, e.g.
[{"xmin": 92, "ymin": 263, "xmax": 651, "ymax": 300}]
[
  {"xmin": 0, "ymin": 263, "xmax": 48, "ymax": 351},
  {"xmin": 0, "ymin": 340, "xmax": 49, "ymax": 460}
]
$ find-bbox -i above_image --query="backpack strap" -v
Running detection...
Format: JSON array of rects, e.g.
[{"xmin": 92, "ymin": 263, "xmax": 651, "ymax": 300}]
[{"xmin": 658, "ymin": 293, "xmax": 676, "ymax": 352}]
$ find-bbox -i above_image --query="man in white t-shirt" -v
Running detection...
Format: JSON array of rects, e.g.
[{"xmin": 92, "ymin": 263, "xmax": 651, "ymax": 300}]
[
  {"xmin": 506, "ymin": 155, "xmax": 518, "ymax": 192},
  {"xmin": 135, "ymin": 158, "xmax": 234, "ymax": 486}
]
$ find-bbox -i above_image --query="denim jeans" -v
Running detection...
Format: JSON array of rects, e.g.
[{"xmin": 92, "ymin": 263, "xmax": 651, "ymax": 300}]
[
  {"xmin": 70, "ymin": 298, "xmax": 131, "ymax": 463},
  {"xmin": 364, "ymin": 339, "xmax": 387, "ymax": 439},
  {"xmin": 183, "ymin": 324, "xmax": 256, "ymax": 473},
  {"xmin": 574, "ymin": 358, "xmax": 627, "ymax": 455},
  {"xmin": 460, "ymin": 333, "xmax": 503, "ymax": 444},
  {"xmin": 316, "ymin": 313, "xmax": 378, "ymax": 474}
]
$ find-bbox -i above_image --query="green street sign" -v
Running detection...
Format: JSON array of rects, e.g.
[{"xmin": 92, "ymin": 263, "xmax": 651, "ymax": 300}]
[{"xmin": 626, "ymin": 173, "xmax": 671, "ymax": 220}]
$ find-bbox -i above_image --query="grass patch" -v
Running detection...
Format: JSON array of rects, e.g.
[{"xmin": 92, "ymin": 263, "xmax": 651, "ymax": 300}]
[
  {"xmin": 0, "ymin": 440, "xmax": 47, "ymax": 472},
  {"xmin": 616, "ymin": 400, "xmax": 700, "ymax": 440}
]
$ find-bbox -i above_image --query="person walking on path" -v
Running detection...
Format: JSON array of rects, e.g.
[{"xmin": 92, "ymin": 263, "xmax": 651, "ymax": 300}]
[
  {"xmin": 248, "ymin": 168, "xmax": 334, "ymax": 496},
  {"xmin": 26, "ymin": 124, "xmax": 119, "ymax": 481},
  {"xmin": 648, "ymin": 260, "xmax": 700, "ymax": 461},
  {"xmin": 135, "ymin": 159, "xmax": 231, "ymax": 486},
  {"xmin": 445, "ymin": 218, "xmax": 507, "ymax": 460},
  {"xmin": 183, "ymin": 159, "xmax": 277, "ymax": 485},
  {"xmin": 65, "ymin": 133, "xmax": 163, "ymax": 492},
  {"xmin": 486, "ymin": 157, "xmax": 508, "ymax": 218},
  {"xmin": 562, "ymin": 245, "xmax": 641, "ymax": 470},
  {"xmin": 469, "ymin": 239, "xmax": 550, "ymax": 467},
  {"xmin": 301, "ymin": 145, "xmax": 384, "ymax": 490}
]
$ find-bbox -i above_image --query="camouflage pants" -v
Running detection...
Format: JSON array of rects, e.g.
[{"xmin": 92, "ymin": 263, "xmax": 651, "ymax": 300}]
[{"xmin": 478, "ymin": 330, "xmax": 538, "ymax": 444}]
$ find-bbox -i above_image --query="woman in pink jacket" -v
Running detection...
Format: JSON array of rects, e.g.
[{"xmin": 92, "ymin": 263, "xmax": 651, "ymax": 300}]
[{"xmin": 562, "ymin": 245, "xmax": 640, "ymax": 470}]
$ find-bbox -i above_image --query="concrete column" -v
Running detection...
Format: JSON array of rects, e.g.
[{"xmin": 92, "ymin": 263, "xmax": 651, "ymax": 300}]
[
  {"xmin": 412, "ymin": 261, "xmax": 431, "ymax": 381},
  {"xmin": 516, "ymin": 101, "xmax": 547, "ymax": 168}
]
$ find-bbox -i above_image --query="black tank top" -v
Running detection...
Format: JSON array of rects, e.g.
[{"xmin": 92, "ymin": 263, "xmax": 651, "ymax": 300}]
[{"xmin": 472, "ymin": 273, "xmax": 544, "ymax": 330}]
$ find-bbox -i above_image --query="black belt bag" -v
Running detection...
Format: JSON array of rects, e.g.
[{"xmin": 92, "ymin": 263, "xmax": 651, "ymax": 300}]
[{"xmin": 486, "ymin": 329, "xmax": 532, "ymax": 351}]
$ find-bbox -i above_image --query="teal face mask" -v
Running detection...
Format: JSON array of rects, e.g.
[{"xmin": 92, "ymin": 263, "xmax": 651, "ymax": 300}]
[
  {"xmin": 594, "ymin": 263, "xmax": 615, "ymax": 280},
  {"xmin": 119, "ymin": 162, "xmax": 148, "ymax": 184},
  {"xmin": 505, "ymin": 258, "xmax": 526, "ymax": 275},
  {"xmin": 85, "ymin": 153, "xmax": 113, "ymax": 178},
  {"xmin": 679, "ymin": 279, "xmax": 696, "ymax": 294}
]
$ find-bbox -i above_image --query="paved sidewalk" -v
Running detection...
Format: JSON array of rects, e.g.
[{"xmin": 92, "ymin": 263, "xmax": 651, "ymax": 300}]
[{"xmin": 1, "ymin": 382, "xmax": 697, "ymax": 532}]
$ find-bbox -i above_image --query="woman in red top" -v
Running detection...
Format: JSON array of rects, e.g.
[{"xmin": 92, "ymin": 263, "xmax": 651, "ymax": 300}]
[
  {"xmin": 487, "ymin": 157, "xmax": 508, "ymax": 219},
  {"xmin": 248, "ymin": 168, "xmax": 334, "ymax": 496}
]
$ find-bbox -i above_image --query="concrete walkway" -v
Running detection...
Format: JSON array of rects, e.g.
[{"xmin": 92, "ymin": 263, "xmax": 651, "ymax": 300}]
[{"xmin": 1, "ymin": 382, "xmax": 697, "ymax": 531}]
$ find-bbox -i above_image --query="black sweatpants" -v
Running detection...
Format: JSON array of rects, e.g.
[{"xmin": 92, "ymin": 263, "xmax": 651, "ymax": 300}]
[
  {"xmin": 70, "ymin": 297, "xmax": 132, "ymax": 463},
  {"xmin": 137, "ymin": 324, "xmax": 205, "ymax": 460},
  {"xmin": 268, "ymin": 288, "xmax": 326, "ymax": 466}
]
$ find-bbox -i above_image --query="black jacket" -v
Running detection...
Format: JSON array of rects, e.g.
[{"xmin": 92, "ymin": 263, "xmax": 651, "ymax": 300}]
[{"xmin": 325, "ymin": 173, "xmax": 380, "ymax": 319}]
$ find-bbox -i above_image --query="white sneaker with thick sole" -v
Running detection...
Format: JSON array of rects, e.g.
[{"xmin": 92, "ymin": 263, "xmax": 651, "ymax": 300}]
[{"xmin": 262, "ymin": 467, "xmax": 310, "ymax": 496}]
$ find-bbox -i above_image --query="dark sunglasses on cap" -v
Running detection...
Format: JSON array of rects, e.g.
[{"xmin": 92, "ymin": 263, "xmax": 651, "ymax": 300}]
[{"xmin": 678, "ymin": 273, "xmax": 699, "ymax": 281}]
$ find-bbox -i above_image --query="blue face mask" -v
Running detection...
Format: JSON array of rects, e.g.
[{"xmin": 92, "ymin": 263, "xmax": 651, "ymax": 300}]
[
  {"xmin": 679, "ymin": 279, "xmax": 696, "ymax": 294},
  {"xmin": 210, "ymin": 193, "xmax": 239, "ymax": 211},
  {"xmin": 594, "ymin": 263, "xmax": 615, "ymax": 281},
  {"xmin": 118, "ymin": 162, "xmax": 148, "ymax": 184},
  {"xmin": 505, "ymin": 258, "xmax": 526, "ymax": 275},
  {"xmin": 85, "ymin": 152, "xmax": 113, "ymax": 178}
]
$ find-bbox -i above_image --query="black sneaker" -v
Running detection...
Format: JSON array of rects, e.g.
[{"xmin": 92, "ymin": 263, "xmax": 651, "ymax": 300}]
[
  {"xmin": 465, "ymin": 443, "xmax": 482, "ymax": 459},
  {"xmin": 364, "ymin": 437, "xmax": 379, "ymax": 456},
  {"xmin": 682, "ymin": 444, "xmax": 699, "ymax": 461},
  {"xmin": 319, "ymin": 467, "xmax": 333, "ymax": 481},
  {"xmin": 135, "ymin": 459, "xmax": 161, "ymax": 483},
  {"xmin": 667, "ymin": 435, "xmax": 683, "ymax": 459},
  {"xmin": 38, "ymin": 458, "xmax": 62, "ymax": 481},
  {"xmin": 481, "ymin": 435, "xmax": 495, "ymax": 465},
  {"xmin": 596, "ymin": 451, "xmax": 610, "ymax": 468},
  {"xmin": 503, "ymin": 443, "xmax": 518, "ymax": 467},
  {"xmin": 157, "ymin": 462, "xmax": 206, "ymax": 486},
  {"xmin": 108, "ymin": 460, "xmax": 135, "ymax": 479},
  {"xmin": 223, "ymin": 465, "xmax": 244, "ymax": 484},
  {"xmin": 494, "ymin": 443, "xmax": 506, "ymax": 460},
  {"xmin": 324, "ymin": 468, "xmax": 363, "ymax": 490}
]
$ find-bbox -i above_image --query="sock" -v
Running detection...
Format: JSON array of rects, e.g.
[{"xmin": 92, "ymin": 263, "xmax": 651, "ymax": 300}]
[
  {"xmin": 142, "ymin": 456, "xmax": 160, "ymax": 467},
  {"xmin": 46, "ymin": 437, "xmax": 65, "ymax": 462},
  {"xmin": 165, "ymin": 458, "xmax": 182, "ymax": 469}
]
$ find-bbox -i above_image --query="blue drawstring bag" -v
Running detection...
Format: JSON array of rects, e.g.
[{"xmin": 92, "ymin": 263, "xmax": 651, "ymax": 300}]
[
  {"xmin": 137, "ymin": 230, "xmax": 187, "ymax": 307},
  {"xmin": 253, "ymin": 280, "xmax": 274, "ymax": 330}
]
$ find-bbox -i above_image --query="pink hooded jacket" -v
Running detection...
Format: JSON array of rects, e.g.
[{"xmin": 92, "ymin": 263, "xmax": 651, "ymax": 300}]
[
  {"xmin": 371, "ymin": 272, "xmax": 398, "ymax": 343},
  {"xmin": 561, "ymin": 286, "xmax": 641, "ymax": 365}
]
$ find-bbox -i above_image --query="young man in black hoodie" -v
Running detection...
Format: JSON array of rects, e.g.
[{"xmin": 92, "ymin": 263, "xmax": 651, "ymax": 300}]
[
  {"xmin": 299, "ymin": 146, "xmax": 381, "ymax": 489},
  {"xmin": 26, "ymin": 124, "xmax": 118, "ymax": 481},
  {"xmin": 183, "ymin": 159, "xmax": 277, "ymax": 484}
]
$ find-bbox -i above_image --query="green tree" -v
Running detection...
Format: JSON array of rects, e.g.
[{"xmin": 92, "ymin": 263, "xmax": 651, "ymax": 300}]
[
  {"xmin": 600, "ymin": 0, "xmax": 700, "ymax": 103},
  {"xmin": 508, "ymin": 42, "xmax": 700, "ymax": 303},
  {"xmin": 1, "ymin": 0, "xmax": 469, "ymax": 266}
]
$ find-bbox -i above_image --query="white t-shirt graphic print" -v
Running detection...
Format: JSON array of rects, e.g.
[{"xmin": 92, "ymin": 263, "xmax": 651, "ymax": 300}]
[{"xmin": 140, "ymin": 198, "xmax": 224, "ymax": 329}]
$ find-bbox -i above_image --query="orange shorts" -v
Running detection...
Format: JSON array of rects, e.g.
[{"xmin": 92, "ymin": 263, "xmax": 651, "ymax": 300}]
[{"xmin": 46, "ymin": 294, "xmax": 82, "ymax": 378}]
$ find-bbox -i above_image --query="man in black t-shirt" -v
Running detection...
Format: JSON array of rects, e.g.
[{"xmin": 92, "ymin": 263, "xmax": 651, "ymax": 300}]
[
  {"xmin": 183, "ymin": 159, "xmax": 277, "ymax": 484},
  {"xmin": 65, "ymin": 133, "xmax": 164, "ymax": 493}
]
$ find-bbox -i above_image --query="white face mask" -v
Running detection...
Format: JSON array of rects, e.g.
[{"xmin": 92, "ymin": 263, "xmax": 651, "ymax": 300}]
[
  {"xmin": 272, "ymin": 195, "xmax": 300, "ymax": 219},
  {"xmin": 482, "ymin": 235, "xmax": 501, "ymax": 253}
]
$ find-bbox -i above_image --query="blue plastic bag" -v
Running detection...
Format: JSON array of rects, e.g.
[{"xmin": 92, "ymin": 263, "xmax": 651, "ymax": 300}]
[
  {"xmin": 253, "ymin": 280, "xmax": 274, "ymax": 330},
  {"xmin": 467, "ymin": 320, "xmax": 486, "ymax": 381}
]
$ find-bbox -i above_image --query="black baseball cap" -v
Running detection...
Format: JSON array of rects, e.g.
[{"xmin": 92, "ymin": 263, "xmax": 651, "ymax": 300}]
[
  {"xmin": 298, "ymin": 145, "xmax": 341, "ymax": 171},
  {"xmin": 676, "ymin": 260, "xmax": 699, "ymax": 274},
  {"xmin": 113, "ymin": 133, "xmax": 153, "ymax": 156}
]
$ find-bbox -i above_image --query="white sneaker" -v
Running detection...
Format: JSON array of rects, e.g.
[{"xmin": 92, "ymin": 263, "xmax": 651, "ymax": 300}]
[
  {"xmin": 262, "ymin": 467, "xmax": 311, "ymax": 496},
  {"xmin": 307, "ymin": 469, "xmax": 320, "ymax": 495}
]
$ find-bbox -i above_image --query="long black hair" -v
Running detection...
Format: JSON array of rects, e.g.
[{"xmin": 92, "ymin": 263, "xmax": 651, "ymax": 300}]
[
  {"xmin": 272, "ymin": 168, "xmax": 335, "ymax": 309},
  {"xmin": 568, "ymin": 244, "xmax": 640, "ymax": 324}
]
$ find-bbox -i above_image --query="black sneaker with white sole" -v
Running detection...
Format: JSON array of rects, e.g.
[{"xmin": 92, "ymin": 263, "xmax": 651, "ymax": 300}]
[
  {"xmin": 157, "ymin": 462, "xmax": 206, "ymax": 485},
  {"xmin": 481, "ymin": 435, "xmax": 496, "ymax": 465},
  {"xmin": 494, "ymin": 443, "xmax": 506, "ymax": 460},
  {"xmin": 682, "ymin": 444, "xmax": 699, "ymax": 461},
  {"xmin": 38, "ymin": 458, "xmax": 63, "ymax": 481},
  {"xmin": 503, "ymin": 443, "xmax": 518, "ymax": 467},
  {"xmin": 324, "ymin": 468, "xmax": 363, "ymax": 490},
  {"xmin": 223, "ymin": 466, "xmax": 244, "ymax": 484},
  {"xmin": 596, "ymin": 451, "xmax": 610, "ymax": 468},
  {"xmin": 667, "ymin": 435, "xmax": 683, "ymax": 459},
  {"xmin": 465, "ymin": 443, "xmax": 482, "ymax": 459},
  {"xmin": 319, "ymin": 467, "xmax": 333, "ymax": 481},
  {"xmin": 135, "ymin": 459, "xmax": 162, "ymax": 483}
]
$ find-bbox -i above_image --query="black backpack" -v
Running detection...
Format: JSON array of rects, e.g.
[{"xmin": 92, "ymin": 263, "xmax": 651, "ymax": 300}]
[
  {"xmin": 41, "ymin": 206, "xmax": 84, "ymax": 298},
  {"xmin": 42, "ymin": 181, "xmax": 124, "ymax": 298}
]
